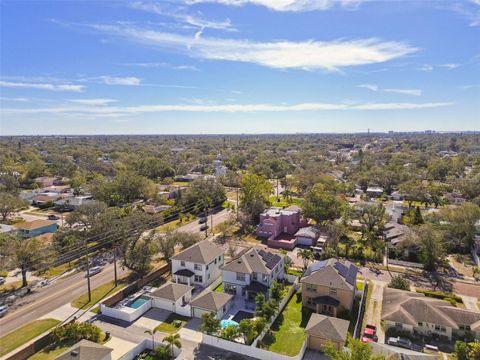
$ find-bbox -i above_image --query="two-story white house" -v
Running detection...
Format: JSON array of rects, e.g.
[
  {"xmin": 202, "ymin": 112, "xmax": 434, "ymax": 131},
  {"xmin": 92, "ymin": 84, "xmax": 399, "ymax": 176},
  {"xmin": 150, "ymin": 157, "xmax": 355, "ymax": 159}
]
[
  {"xmin": 221, "ymin": 247, "xmax": 285, "ymax": 301},
  {"xmin": 171, "ymin": 240, "xmax": 224, "ymax": 288}
]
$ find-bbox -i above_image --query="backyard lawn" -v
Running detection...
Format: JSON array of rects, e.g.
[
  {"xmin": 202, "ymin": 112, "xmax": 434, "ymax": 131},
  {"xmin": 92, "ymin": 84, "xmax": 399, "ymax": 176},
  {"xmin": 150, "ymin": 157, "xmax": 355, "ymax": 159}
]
[
  {"xmin": 71, "ymin": 280, "xmax": 127, "ymax": 310},
  {"xmin": 0, "ymin": 318, "xmax": 60, "ymax": 357},
  {"xmin": 263, "ymin": 292, "xmax": 312, "ymax": 356},
  {"xmin": 155, "ymin": 313, "xmax": 190, "ymax": 333}
]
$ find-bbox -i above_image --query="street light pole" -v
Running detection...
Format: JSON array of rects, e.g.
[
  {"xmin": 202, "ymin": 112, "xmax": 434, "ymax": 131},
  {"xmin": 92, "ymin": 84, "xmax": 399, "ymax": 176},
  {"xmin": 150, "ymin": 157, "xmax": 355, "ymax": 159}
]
[{"xmin": 85, "ymin": 241, "xmax": 92, "ymax": 303}]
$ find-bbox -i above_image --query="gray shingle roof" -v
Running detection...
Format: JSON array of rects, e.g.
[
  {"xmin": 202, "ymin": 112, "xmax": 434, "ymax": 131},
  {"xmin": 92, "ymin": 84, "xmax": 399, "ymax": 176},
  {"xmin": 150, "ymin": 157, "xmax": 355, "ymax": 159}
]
[
  {"xmin": 171, "ymin": 240, "xmax": 224, "ymax": 265},
  {"xmin": 221, "ymin": 247, "xmax": 283, "ymax": 275},
  {"xmin": 382, "ymin": 288, "xmax": 480, "ymax": 331},
  {"xmin": 151, "ymin": 282, "xmax": 193, "ymax": 302},
  {"xmin": 301, "ymin": 258, "xmax": 357, "ymax": 290},
  {"xmin": 305, "ymin": 314, "xmax": 349, "ymax": 342},
  {"xmin": 55, "ymin": 340, "xmax": 113, "ymax": 360},
  {"xmin": 189, "ymin": 291, "xmax": 233, "ymax": 311},
  {"xmin": 294, "ymin": 226, "xmax": 319, "ymax": 239}
]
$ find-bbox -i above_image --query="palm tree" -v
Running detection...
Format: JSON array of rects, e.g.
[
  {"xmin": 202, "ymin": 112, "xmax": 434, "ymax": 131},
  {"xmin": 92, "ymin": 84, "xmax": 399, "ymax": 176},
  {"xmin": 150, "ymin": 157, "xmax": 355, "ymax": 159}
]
[
  {"xmin": 144, "ymin": 328, "xmax": 158, "ymax": 346},
  {"xmin": 297, "ymin": 248, "xmax": 314, "ymax": 270},
  {"xmin": 164, "ymin": 333, "xmax": 182, "ymax": 359}
]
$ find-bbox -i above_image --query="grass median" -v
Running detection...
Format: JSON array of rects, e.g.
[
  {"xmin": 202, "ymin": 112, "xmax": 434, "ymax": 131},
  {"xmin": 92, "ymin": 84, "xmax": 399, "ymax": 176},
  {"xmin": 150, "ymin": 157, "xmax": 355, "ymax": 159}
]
[
  {"xmin": 70, "ymin": 280, "xmax": 127, "ymax": 311},
  {"xmin": 0, "ymin": 318, "xmax": 60, "ymax": 357}
]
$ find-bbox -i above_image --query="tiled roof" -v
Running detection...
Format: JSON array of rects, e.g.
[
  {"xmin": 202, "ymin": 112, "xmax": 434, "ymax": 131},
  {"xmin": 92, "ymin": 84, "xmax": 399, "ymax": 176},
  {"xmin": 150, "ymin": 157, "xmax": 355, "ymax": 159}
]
[
  {"xmin": 189, "ymin": 291, "xmax": 233, "ymax": 311},
  {"xmin": 55, "ymin": 340, "xmax": 113, "ymax": 360},
  {"xmin": 221, "ymin": 247, "xmax": 283, "ymax": 275},
  {"xmin": 301, "ymin": 258, "xmax": 357, "ymax": 290},
  {"xmin": 305, "ymin": 314, "xmax": 349, "ymax": 342},
  {"xmin": 151, "ymin": 282, "xmax": 193, "ymax": 302},
  {"xmin": 16, "ymin": 219, "xmax": 57, "ymax": 230}
]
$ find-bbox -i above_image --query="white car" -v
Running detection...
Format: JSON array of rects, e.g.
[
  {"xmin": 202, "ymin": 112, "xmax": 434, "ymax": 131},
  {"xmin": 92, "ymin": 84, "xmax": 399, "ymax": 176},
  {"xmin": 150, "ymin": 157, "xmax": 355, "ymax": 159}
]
[
  {"xmin": 87, "ymin": 266, "xmax": 102, "ymax": 277},
  {"xmin": 0, "ymin": 305, "xmax": 9, "ymax": 317}
]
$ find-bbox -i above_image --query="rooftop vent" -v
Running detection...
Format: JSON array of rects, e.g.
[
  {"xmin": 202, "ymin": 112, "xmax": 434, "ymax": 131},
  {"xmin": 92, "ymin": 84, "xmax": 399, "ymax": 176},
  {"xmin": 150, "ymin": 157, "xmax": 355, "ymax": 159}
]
[{"xmin": 70, "ymin": 350, "xmax": 79, "ymax": 357}]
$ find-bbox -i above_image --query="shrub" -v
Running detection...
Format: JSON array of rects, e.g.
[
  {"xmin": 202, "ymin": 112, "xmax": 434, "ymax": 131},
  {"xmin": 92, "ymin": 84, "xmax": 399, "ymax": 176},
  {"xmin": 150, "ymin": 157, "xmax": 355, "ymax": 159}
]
[
  {"xmin": 415, "ymin": 288, "xmax": 463, "ymax": 304},
  {"xmin": 385, "ymin": 327, "xmax": 415, "ymax": 341},
  {"xmin": 51, "ymin": 322, "xmax": 102, "ymax": 343},
  {"xmin": 388, "ymin": 275, "xmax": 410, "ymax": 291}
]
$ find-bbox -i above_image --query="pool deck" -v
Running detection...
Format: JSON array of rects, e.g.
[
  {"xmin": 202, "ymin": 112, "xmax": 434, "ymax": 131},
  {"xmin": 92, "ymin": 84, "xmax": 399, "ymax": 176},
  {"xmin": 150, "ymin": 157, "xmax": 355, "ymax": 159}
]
[{"xmin": 222, "ymin": 295, "xmax": 255, "ymax": 321}]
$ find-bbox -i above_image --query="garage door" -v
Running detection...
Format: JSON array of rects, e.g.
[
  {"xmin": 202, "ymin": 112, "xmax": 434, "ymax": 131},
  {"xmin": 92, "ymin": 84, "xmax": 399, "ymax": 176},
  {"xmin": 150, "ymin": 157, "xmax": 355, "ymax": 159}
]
[
  {"xmin": 192, "ymin": 307, "xmax": 210, "ymax": 319},
  {"xmin": 153, "ymin": 298, "xmax": 175, "ymax": 312},
  {"xmin": 297, "ymin": 236, "xmax": 313, "ymax": 246}
]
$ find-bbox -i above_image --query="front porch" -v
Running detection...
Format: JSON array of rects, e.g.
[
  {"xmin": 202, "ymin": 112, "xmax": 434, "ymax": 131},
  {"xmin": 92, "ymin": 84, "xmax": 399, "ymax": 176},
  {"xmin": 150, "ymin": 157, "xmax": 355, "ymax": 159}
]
[
  {"xmin": 173, "ymin": 268, "xmax": 195, "ymax": 286},
  {"xmin": 313, "ymin": 296, "xmax": 340, "ymax": 317}
]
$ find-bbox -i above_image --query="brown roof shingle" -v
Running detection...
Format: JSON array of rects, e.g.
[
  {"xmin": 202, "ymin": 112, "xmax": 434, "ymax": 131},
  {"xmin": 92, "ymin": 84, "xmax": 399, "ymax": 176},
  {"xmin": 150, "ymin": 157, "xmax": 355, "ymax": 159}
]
[
  {"xmin": 16, "ymin": 219, "xmax": 57, "ymax": 230},
  {"xmin": 305, "ymin": 314, "xmax": 349, "ymax": 342},
  {"xmin": 151, "ymin": 282, "xmax": 193, "ymax": 302},
  {"xmin": 55, "ymin": 340, "xmax": 113, "ymax": 360},
  {"xmin": 189, "ymin": 291, "xmax": 233, "ymax": 311}
]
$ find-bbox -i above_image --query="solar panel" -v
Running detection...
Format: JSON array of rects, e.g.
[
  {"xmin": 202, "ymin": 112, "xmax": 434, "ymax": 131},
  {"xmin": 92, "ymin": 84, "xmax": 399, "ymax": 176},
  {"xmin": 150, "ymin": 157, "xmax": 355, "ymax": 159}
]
[
  {"xmin": 334, "ymin": 262, "xmax": 348, "ymax": 278},
  {"xmin": 345, "ymin": 265, "xmax": 358, "ymax": 286},
  {"xmin": 304, "ymin": 259, "xmax": 328, "ymax": 276}
]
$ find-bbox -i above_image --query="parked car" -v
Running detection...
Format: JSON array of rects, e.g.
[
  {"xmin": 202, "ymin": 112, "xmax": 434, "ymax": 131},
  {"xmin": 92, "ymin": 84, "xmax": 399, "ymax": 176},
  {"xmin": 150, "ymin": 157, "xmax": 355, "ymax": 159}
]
[
  {"xmin": 198, "ymin": 217, "xmax": 207, "ymax": 224},
  {"xmin": 88, "ymin": 266, "xmax": 102, "ymax": 276},
  {"xmin": 48, "ymin": 214, "xmax": 60, "ymax": 220},
  {"xmin": 200, "ymin": 224, "xmax": 209, "ymax": 232},
  {"xmin": 387, "ymin": 336, "xmax": 412, "ymax": 350},
  {"xmin": 311, "ymin": 246, "xmax": 324, "ymax": 259},
  {"xmin": 0, "ymin": 305, "xmax": 9, "ymax": 317},
  {"xmin": 0, "ymin": 277, "xmax": 6, "ymax": 285},
  {"xmin": 361, "ymin": 325, "xmax": 378, "ymax": 343}
]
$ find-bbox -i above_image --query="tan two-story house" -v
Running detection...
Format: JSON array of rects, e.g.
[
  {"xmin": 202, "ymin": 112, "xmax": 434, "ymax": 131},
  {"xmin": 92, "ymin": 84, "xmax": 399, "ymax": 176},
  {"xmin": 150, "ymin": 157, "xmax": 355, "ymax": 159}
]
[{"xmin": 301, "ymin": 258, "xmax": 358, "ymax": 317}]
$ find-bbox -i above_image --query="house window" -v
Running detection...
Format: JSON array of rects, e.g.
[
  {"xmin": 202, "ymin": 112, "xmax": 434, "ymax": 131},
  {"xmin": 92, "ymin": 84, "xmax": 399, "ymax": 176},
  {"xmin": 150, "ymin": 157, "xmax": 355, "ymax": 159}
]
[
  {"xmin": 459, "ymin": 325, "xmax": 471, "ymax": 331},
  {"xmin": 307, "ymin": 284, "xmax": 317, "ymax": 293},
  {"xmin": 434, "ymin": 325, "xmax": 446, "ymax": 332},
  {"xmin": 418, "ymin": 322, "xmax": 423, "ymax": 327},
  {"xmin": 395, "ymin": 323, "xmax": 403, "ymax": 329},
  {"xmin": 236, "ymin": 272, "xmax": 245, "ymax": 281},
  {"xmin": 329, "ymin": 288, "xmax": 337, "ymax": 295},
  {"xmin": 194, "ymin": 275, "xmax": 203, "ymax": 283},
  {"xmin": 262, "ymin": 274, "xmax": 268, "ymax": 282},
  {"xmin": 252, "ymin": 273, "xmax": 257, "ymax": 281},
  {"xmin": 181, "ymin": 261, "xmax": 185, "ymax": 267},
  {"xmin": 208, "ymin": 274, "xmax": 210, "ymax": 279},
  {"xmin": 194, "ymin": 264, "xmax": 202, "ymax": 271},
  {"xmin": 215, "ymin": 258, "xmax": 217, "ymax": 264},
  {"xmin": 307, "ymin": 297, "xmax": 313, "ymax": 305}
]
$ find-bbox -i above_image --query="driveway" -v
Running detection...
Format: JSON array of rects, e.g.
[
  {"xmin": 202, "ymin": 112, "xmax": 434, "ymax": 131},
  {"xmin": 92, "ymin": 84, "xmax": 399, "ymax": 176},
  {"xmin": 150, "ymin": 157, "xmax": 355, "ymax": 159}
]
[
  {"xmin": 363, "ymin": 280, "xmax": 386, "ymax": 343},
  {"xmin": 460, "ymin": 295, "xmax": 479, "ymax": 311}
]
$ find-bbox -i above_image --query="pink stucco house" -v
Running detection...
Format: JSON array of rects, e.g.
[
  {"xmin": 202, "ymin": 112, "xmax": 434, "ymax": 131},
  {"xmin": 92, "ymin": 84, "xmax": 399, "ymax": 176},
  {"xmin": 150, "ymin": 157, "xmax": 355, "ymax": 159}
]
[{"xmin": 257, "ymin": 206, "xmax": 302, "ymax": 250}]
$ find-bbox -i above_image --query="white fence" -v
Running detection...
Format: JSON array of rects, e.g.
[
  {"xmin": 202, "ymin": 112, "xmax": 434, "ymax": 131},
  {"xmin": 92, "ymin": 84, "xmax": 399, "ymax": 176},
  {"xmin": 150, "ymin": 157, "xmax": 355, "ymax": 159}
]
[
  {"xmin": 100, "ymin": 298, "xmax": 152, "ymax": 323},
  {"xmin": 203, "ymin": 333, "xmax": 307, "ymax": 360},
  {"xmin": 285, "ymin": 273, "xmax": 299, "ymax": 284},
  {"xmin": 472, "ymin": 247, "xmax": 480, "ymax": 266},
  {"xmin": 119, "ymin": 339, "xmax": 182, "ymax": 360},
  {"xmin": 176, "ymin": 304, "xmax": 192, "ymax": 317}
]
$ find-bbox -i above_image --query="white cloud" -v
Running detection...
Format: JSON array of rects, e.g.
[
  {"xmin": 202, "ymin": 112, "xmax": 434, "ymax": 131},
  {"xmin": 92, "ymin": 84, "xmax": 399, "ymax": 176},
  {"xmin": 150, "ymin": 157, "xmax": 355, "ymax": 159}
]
[
  {"xmin": 130, "ymin": 1, "xmax": 235, "ymax": 31},
  {"xmin": 357, "ymin": 84, "xmax": 378, "ymax": 91},
  {"xmin": 358, "ymin": 84, "xmax": 421, "ymax": 96},
  {"xmin": 98, "ymin": 76, "xmax": 141, "ymax": 85},
  {"xmin": 0, "ymin": 80, "xmax": 84, "ymax": 92},
  {"xmin": 92, "ymin": 24, "xmax": 417, "ymax": 71},
  {"xmin": 440, "ymin": 63, "xmax": 460, "ymax": 69},
  {"xmin": 69, "ymin": 99, "xmax": 118, "ymax": 106},
  {"xmin": 0, "ymin": 97, "xmax": 29, "ymax": 102},
  {"xmin": 2, "ymin": 101, "xmax": 453, "ymax": 117},
  {"xmin": 185, "ymin": 0, "xmax": 364, "ymax": 12},
  {"xmin": 418, "ymin": 64, "xmax": 433, "ymax": 72}
]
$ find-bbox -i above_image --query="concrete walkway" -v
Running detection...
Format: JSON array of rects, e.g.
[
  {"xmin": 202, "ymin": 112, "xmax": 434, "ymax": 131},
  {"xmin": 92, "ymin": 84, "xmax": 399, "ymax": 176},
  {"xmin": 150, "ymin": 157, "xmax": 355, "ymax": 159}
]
[
  {"xmin": 363, "ymin": 280, "xmax": 386, "ymax": 343},
  {"xmin": 104, "ymin": 336, "xmax": 138, "ymax": 360},
  {"xmin": 460, "ymin": 295, "xmax": 479, "ymax": 311}
]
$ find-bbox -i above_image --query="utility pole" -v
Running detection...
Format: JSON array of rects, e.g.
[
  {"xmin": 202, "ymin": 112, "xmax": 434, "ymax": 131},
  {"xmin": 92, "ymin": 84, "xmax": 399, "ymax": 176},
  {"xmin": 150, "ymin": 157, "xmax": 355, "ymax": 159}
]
[
  {"xmin": 85, "ymin": 241, "xmax": 91, "ymax": 302},
  {"xmin": 276, "ymin": 178, "xmax": 280, "ymax": 202},
  {"xmin": 204, "ymin": 207, "xmax": 208, "ymax": 238},
  {"xmin": 236, "ymin": 187, "xmax": 239, "ymax": 220},
  {"xmin": 113, "ymin": 246, "xmax": 118, "ymax": 287}
]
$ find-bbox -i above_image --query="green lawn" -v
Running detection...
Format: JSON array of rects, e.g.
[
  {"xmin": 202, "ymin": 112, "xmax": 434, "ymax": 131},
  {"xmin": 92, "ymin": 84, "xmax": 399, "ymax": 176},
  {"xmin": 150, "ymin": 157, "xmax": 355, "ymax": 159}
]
[
  {"xmin": 0, "ymin": 318, "xmax": 60, "ymax": 357},
  {"xmin": 29, "ymin": 342, "xmax": 73, "ymax": 360},
  {"xmin": 71, "ymin": 280, "xmax": 127, "ymax": 310},
  {"xmin": 35, "ymin": 261, "xmax": 78, "ymax": 279},
  {"xmin": 214, "ymin": 283, "xmax": 223, "ymax": 293},
  {"xmin": 263, "ymin": 292, "xmax": 312, "ymax": 356},
  {"xmin": 155, "ymin": 313, "xmax": 190, "ymax": 333}
]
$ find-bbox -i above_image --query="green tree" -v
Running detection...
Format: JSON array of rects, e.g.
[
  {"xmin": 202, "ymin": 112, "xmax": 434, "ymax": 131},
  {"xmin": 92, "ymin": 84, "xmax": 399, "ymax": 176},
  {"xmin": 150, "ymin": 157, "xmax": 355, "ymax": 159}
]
[
  {"xmin": 220, "ymin": 325, "xmax": 239, "ymax": 340},
  {"xmin": 238, "ymin": 319, "xmax": 262, "ymax": 345},
  {"xmin": 388, "ymin": 275, "xmax": 410, "ymax": 291},
  {"xmin": 324, "ymin": 336, "xmax": 384, "ymax": 360},
  {"xmin": 0, "ymin": 192, "xmax": 27, "ymax": 221},
  {"xmin": 439, "ymin": 203, "xmax": 480, "ymax": 251},
  {"xmin": 66, "ymin": 201, "xmax": 108, "ymax": 230},
  {"xmin": 200, "ymin": 312, "xmax": 220, "ymax": 334},
  {"xmin": 415, "ymin": 224, "xmax": 446, "ymax": 271},
  {"xmin": 122, "ymin": 231, "xmax": 155, "ymax": 276},
  {"xmin": 302, "ymin": 183, "xmax": 345, "ymax": 226},
  {"xmin": 297, "ymin": 248, "xmax": 314, "ymax": 270},
  {"xmin": 144, "ymin": 328, "xmax": 158, "ymax": 344},
  {"xmin": 157, "ymin": 233, "xmax": 178, "ymax": 261},
  {"xmin": 163, "ymin": 333, "xmax": 181, "ymax": 359},
  {"xmin": 239, "ymin": 173, "xmax": 273, "ymax": 224},
  {"xmin": 269, "ymin": 280, "xmax": 283, "ymax": 302},
  {"xmin": 455, "ymin": 341, "xmax": 469, "ymax": 360},
  {"xmin": 153, "ymin": 345, "xmax": 171, "ymax": 360}
]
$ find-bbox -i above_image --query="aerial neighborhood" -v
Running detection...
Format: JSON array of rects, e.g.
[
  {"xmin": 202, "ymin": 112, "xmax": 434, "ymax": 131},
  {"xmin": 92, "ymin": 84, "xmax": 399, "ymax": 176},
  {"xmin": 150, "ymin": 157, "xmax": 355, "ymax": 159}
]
[{"xmin": 0, "ymin": 133, "xmax": 479, "ymax": 360}]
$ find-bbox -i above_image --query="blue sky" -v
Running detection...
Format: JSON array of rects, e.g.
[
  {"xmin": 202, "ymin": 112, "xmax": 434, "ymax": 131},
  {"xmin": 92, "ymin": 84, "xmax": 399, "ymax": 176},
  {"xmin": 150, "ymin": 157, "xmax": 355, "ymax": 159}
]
[{"xmin": 0, "ymin": 0, "xmax": 479, "ymax": 135}]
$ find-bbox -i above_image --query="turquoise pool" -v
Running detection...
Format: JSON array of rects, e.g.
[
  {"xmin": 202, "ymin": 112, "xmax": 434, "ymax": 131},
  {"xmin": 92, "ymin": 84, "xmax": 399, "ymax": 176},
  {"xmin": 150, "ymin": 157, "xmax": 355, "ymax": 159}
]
[
  {"xmin": 127, "ymin": 295, "xmax": 150, "ymax": 309},
  {"xmin": 220, "ymin": 319, "xmax": 239, "ymax": 329}
]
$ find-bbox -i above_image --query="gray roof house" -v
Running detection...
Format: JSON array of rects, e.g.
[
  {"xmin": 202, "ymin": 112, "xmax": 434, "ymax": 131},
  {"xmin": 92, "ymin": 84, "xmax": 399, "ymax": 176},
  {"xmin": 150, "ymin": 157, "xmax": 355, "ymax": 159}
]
[
  {"xmin": 382, "ymin": 288, "xmax": 480, "ymax": 340},
  {"xmin": 301, "ymin": 259, "xmax": 358, "ymax": 316},
  {"xmin": 221, "ymin": 247, "xmax": 285, "ymax": 300},
  {"xmin": 171, "ymin": 240, "xmax": 225, "ymax": 288},
  {"xmin": 151, "ymin": 281, "xmax": 194, "ymax": 314},
  {"xmin": 305, "ymin": 313, "xmax": 350, "ymax": 351},
  {"xmin": 55, "ymin": 340, "xmax": 113, "ymax": 360},
  {"xmin": 189, "ymin": 291, "xmax": 234, "ymax": 319}
]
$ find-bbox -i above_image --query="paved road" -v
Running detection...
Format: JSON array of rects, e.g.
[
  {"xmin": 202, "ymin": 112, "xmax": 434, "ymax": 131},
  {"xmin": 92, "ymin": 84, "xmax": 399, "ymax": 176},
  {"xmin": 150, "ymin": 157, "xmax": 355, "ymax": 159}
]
[
  {"xmin": 0, "ymin": 262, "xmax": 128, "ymax": 336},
  {"xmin": 0, "ymin": 209, "xmax": 230, "ymax": 336}
]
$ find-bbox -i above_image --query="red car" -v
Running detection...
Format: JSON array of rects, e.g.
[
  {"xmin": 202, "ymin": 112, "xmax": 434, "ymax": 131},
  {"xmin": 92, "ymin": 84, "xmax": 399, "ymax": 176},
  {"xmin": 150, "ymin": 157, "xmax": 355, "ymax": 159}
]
[{"xmin": 361, "ymin": 325, "xmax": 378, "ymax": 343}]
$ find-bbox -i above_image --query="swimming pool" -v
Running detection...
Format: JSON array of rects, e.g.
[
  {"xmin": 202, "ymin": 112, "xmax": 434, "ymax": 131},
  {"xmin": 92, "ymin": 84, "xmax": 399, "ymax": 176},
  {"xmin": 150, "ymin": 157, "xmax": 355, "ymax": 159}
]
[
  {"xmin": 126, "ymin": 295, "xmax": 150, "ymax": 309},
  {"xmin": 220, "ymin": 319, "xmax": 239, "ymax": 329}
]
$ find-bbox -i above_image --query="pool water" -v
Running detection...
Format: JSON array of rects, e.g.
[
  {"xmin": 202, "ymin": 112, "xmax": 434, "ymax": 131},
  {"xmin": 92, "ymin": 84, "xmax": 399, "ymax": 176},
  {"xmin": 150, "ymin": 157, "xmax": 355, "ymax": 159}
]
[
  {"xmin": 220, "ymin": 319, "xmax": 239, "ymax": 329},
  {"xmin": 127, "ymin": 295, "xmax": 150, "ymax": 309}
]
